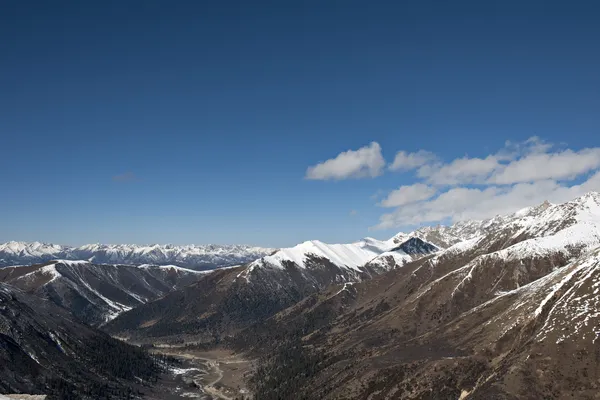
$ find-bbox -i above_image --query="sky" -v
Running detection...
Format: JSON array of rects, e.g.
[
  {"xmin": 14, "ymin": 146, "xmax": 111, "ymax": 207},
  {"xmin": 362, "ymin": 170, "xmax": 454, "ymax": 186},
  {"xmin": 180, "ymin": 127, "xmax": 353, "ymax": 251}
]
[{"xmin": 1, "ymin": 1, "xmax": 600, "ymax": 247}]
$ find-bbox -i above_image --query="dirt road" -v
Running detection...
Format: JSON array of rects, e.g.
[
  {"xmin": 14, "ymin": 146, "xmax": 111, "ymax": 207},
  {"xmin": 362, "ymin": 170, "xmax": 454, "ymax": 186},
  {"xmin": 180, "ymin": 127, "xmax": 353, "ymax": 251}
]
[{"xmin": 154, "ymin": 349, "xmax": 251, "ymax": 400}]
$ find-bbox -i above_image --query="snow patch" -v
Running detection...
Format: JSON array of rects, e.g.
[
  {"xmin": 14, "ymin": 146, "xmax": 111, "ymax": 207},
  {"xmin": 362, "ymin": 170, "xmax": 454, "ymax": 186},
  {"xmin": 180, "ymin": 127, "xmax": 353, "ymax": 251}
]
[
  {"xmin": 170, "ymin": 366, "xmax": 201, "ymax": 375},
  {"xmin": 49, "ymin": 332, "xmax": 66, "ymax": 354},
  {"xmin": 252, "ymin": 239, "xmax": 391, "ymax": 272}
]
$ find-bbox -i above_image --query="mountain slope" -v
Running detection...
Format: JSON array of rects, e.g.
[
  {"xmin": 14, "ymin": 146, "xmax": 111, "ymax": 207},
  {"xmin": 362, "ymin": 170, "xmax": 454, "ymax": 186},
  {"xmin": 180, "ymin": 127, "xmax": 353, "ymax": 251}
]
[
  {"xmin": 239, "ymin": 192, "xmax": 600, "ymax": 400},
  {"xmin": 0, "ymin": 242, "xmax": 273, "ymax": 270},
  {"xmin": 0, "ymin": 282, "xmax": 160, "ymax": 399},
  {"xmin": 0, "ymin": 260, "xmax": 205, "ymax": 325},
  {"xmin": 103, "ymin": 237, "xmax": 439, "ymax": 343}
]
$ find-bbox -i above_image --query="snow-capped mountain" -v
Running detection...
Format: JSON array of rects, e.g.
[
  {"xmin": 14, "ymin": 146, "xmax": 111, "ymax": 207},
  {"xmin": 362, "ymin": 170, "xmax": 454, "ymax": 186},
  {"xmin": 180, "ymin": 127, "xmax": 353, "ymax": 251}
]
[
  {"xmin": 391, "ymin": 225, "xmax": 465, "ymax": 249},
  {"xmin": 235, "ymin": 237, "xmax": 394, "ymax": 280},
  {"xmin": 108, "ymin": 188, "xmax": 600, "ymax": 344},
  {"xmin": 388, "ymin": 192, "xmax": 600, "ymax": 251},
  {"xmin": 0, "ymin": 242, "xmax": 273, "ymax": 269},
  {"xmin": 0, "ymin": 260, "xmax": 206, "ymax": 325},
  {"xmin": 104, "ymin": 235, "xmax": 440, "ymax": 342},
  {"xmin": 9, "ymin": 192, "xmax": 600, "ymax": 398},
  {"xmin": 234, "ymin": 192, "xmax": 600, "ymax": 400}
]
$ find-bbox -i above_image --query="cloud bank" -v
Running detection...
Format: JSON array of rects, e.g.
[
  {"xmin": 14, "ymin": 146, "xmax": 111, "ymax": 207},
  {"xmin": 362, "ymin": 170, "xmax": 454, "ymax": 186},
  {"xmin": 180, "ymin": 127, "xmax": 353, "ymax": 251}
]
[{"xmin": 374, "ymin": 137, "xmax": 600, "ymax": 229}]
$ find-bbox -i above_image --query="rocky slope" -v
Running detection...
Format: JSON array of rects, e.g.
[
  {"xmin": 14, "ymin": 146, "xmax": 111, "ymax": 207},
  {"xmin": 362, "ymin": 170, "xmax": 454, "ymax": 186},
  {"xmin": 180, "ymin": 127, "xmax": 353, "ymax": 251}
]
[
  {"xmin": 0, "ymin": 260, "xmax": 205, "ymax": 326},
  {"xmin": 0, "ymin": 242, "xmax": 273, "ymax": 270},
  {"xmin": 237, "ymin": 192, "xmax": 600, "ymax": 400},
  {"xmin": 0, "ymin": 283, "xmax": 161, "ymax": 399},
  {"xmin": 103, "ymin": 236, "xmax": 439, "ymax": 343}
]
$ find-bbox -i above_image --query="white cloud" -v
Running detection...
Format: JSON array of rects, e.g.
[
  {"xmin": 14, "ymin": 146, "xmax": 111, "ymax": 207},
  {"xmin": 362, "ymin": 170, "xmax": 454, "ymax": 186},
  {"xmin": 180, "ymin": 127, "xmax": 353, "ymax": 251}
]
[
  {"xmin": 305, "ymin": 142, "xmax": 385, "ymax": 180},
  {"xmin": 392, "ymin": 137, "xmax": 570, "ymax": 187},
  {"xmin": 522, "ymin": 136, "xmax": 554, "ymax": 154},
  {"xmin": 373, "ymin": 174, "xmax": 600, "ymax": 230},
  {"xmin": 379, "ymin": 183, "xmax": 436, "ymax": 208},
  {"xmin": 489, "ymin": 148, "xmax": 600, "ymax": 185},
  {"xmin": 389, "ymin": 150, "xmax": 437, "ymax": 171},
  {"xmin": 372, "ymin": 137, "xmax": 600, "ymax": 230},
  {"xmin": 417, "ymin": 155, "xmax": 500, "ymax": 185},
  {"xmin": 349, "ymin": 209, "xmax": 358, "ymax": 216}
]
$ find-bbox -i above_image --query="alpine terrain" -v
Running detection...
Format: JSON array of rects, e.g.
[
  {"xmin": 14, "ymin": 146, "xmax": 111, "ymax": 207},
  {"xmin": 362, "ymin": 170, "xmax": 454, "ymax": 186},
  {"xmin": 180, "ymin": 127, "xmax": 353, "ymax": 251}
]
[
  {"xmin": 236, "ymin": 192, "xmax": 600, "ymax": 400},
  {"xmin": 3, "ymin": 193, "xmax": 600, "ymax": 399},
  {"xmin": 0, "ymin": 260, "xmax": 207, "ymax": 325},
  {"xmin": 4, "ymin": 2, "xmax": 598, "ymax": 398},
  {"xmin": 0, "ymin": 243, "xmax": 273, "ymax": 270},
  {"xmin": 104, "ymin": 235, "xmax": 440, "ymax": 343},
  {"xmin": 0, "ymin": 282, "xmax": 163, "ymax": 399}
]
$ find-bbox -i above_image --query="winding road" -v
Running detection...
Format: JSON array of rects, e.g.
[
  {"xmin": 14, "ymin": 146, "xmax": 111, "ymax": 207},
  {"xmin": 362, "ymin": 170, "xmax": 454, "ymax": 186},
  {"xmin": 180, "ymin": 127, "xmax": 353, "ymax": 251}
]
[{"xmin": 157, "ymin": 350, "xmax": 244, "ymax": 400}]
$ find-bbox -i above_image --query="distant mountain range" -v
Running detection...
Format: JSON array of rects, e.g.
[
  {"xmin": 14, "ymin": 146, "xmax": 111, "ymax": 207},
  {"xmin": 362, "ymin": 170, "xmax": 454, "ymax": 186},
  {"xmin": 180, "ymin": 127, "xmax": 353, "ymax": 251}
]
[
  {"xmin": 106, "ymin": 192, "xmax": 600, "ymax": 399},
  {"xmin": 3, "ymin": 192, "xmax": 600, "ymax": 399},
  {"xmin": 103, "ymin": 234, "xmax": 442, "ymax": 343},
  {"xmin": 0, "ymin": 242, "xmax": 274, "ymax": 269}
]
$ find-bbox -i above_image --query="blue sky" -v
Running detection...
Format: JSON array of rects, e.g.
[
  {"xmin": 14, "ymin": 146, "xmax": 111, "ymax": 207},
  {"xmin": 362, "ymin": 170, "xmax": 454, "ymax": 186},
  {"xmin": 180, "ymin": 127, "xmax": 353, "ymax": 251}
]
[{"xmin": 1, "ymin": 1, "xmax": 600, "ymax": 247}]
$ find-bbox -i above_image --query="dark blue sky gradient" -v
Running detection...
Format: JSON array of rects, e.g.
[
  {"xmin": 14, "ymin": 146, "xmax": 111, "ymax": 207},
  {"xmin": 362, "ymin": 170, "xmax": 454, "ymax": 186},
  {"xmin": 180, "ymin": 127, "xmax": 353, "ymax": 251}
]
[{"xmin": 1, "ymin": 1, "xmax": 599, "ymax": 246}]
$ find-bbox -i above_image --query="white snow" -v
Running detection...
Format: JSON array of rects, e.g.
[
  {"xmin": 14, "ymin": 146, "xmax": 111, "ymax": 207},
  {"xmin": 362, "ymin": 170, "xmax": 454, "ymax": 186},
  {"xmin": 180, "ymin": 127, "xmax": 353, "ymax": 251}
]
[
  {"xmin": 137, "ymin": 264, "xmax": 209, "ymax": 274},
  {"xmin": 26, "ymin": 350, "xmax": 40, "ymax": 364},
  {"xmin": 69, "ymin": 272, "xmax": 133, "ymax": 321},
  {"xmin": 533, "ymin": 261, "xmax": 583, "ymax": 317},
  {"xmin": 366, "ymin": 250, "xmax": 413, "ymax": 271},
  {"xmin": 39, "ymin": 264, "xmax": 61, "ymax": 283},
  {"xmin": 441, "ymin": 236, "xmax": 483, "ymax": 256},
  {"xmin": 0, "ymin": 242, "xmax": 274, "ymax": 268},
  {"xmin": 52, "ymin": 259, "xmax": 89, "ymax": 266},
  {"xmin": 251, "ymin": 239, "xmax": 391, "ymax": 272},
  {"xmin": 13, "ymin": 263, "xmax": 62, "ymax": 285},
  {"xmin": 334, "ymin": 282, "xmax": 355, "ymax": 296},
  {"xmin": 497, "ymin": 221, "xmax": 600, "ymax": 262},
  {"xmin": 534, "ymin": 249, "xmax": 600, "ymax": 342},
  {"xmin": 49, "ymin": 332, "xmax": 66, "ymax": 354},
  {"xmin": 170, "ymin": 366, "xmax": 201, "ymax": 375}
]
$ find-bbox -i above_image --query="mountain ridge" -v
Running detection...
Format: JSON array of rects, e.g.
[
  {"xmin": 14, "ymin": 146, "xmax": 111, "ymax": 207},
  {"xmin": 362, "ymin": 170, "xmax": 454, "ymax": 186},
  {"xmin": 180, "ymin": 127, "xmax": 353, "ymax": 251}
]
[
  {"xmin": 0, "ymin": 282, "xmax": 162, "ymax": 398},
  {"xmin": 239, "ymin": 192, "xmax": 600, "ymax": 399},
  {"xmin": 103, "ymin": 235, "xmax": 441, "ymax": 342},
  {"xmin": 0, "ymin": 260, "xmax": 207, "ymax": 325},
  {"xmin": 0, "ymin": 242, "xmax": 274, "ymax": 270}
]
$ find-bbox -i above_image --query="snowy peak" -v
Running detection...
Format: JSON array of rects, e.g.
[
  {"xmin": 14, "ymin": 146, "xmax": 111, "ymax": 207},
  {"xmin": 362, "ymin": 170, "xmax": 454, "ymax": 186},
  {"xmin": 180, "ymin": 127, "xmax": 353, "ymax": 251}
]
[
  {"xmin": 242, "ymin": 236, "xmax": 438, "ymax": 283},
  {"xmin": 386, "ymin": 191, "xmax": 600, "ymax": 252},
  {"xmin": 0, "ymin": 242, "xmax": 274, "ymax": 269},
  {"xmin": 390, "ymin": 224, "xmax": 475, "ymax": 249},
  {"xmin": 391, "ymin": 237, "xmax": 440, "ymax": 256},
  {"xmin": 364, "ymin": 237, "xmax": 439, "ymax": 273},
  {"xmin": 253, "ymin": 239, "xmax": 390, "ymax": 272},
  {"xmin": 483, "ymin": 191, "xmax": 600, "ymax": 241}
]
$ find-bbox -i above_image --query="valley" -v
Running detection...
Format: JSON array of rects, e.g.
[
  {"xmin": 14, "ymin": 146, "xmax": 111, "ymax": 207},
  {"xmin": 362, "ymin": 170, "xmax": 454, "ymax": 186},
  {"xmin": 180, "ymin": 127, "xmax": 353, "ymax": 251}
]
[
  {"xmin": 148, "ymin": 347, "xmax": 251, "ymax": 400},
  {"xmin": 4, "ymin": 4, "xmax": 598, "ymax": 398},
  {"xmin": 3, "ymin": 193, "xmax": 600, "ymax": 399}
]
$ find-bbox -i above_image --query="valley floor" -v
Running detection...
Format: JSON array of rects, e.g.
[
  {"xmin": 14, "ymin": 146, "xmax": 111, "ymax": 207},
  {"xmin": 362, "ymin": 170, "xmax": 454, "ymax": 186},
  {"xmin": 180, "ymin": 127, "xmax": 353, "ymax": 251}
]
[{"xmin": 144, "ymin": 346, "xmax": 252, "ymax": 400}]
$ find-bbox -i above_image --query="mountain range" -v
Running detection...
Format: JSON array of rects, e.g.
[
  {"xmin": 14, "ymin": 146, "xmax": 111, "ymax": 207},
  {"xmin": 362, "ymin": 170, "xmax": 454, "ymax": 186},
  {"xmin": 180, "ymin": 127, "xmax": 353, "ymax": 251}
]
[
  {"xmin": 106, "ymin": 193, "xmax": 600, "ymax": 344},
  {"xmin": 2, "ymin": 192, "xmax": 600, "ymax": 399},
  {"xmin": 0, "ymin": 260, "xmax": 206, "ymax": 325},
  {"xmin": 0, "ymin": 242, "xmax": 273, "ymax": 270},
  {"xmin": 236, "ymin": 192, "xmax": 600, "ymax": 399},
  {"xmin": 105, "ymin": 191, "xmax": 600, "ymax": 399},
  {"xmin": 0, "ymin": 282, "xmax": 161, "ymax": 398},
  {"xmin": 103, "ymin": 235, "xmax": 441, "ymax": 343}
]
